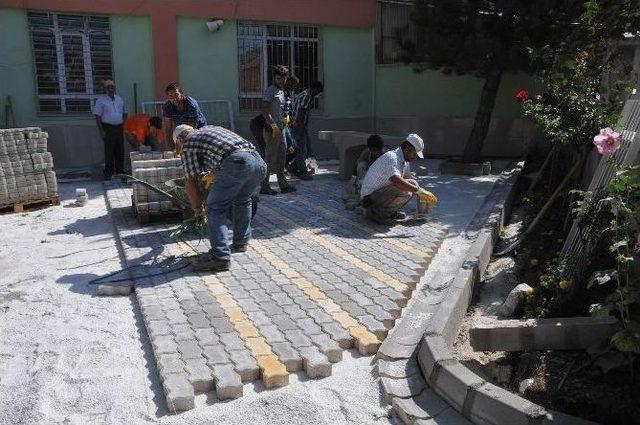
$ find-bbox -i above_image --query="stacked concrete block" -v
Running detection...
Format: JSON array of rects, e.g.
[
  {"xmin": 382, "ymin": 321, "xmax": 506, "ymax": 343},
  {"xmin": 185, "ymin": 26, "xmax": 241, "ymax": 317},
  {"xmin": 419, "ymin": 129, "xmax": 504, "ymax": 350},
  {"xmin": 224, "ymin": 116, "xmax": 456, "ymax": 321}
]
[
  {"xmin": 0, "ymin": 127, "xmax": 58, "ymax": 207},
  {"xmin": 130, "ymin": 151, "xmax": 184, "ymax": 216}
]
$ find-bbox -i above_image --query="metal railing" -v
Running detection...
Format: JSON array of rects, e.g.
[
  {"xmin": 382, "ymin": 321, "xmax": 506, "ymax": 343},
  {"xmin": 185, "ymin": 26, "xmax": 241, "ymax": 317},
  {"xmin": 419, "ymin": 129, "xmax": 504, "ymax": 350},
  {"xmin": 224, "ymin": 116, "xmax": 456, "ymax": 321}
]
[{"xmin": 141, "ymin": 99, "xmax": 235, "ymax": 131}]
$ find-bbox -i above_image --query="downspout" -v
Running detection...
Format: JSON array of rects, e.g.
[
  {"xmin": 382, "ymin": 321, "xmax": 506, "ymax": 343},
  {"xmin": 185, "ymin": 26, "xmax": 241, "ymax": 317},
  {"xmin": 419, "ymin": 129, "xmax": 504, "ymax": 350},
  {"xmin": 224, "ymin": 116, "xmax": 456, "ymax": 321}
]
[{"xmin": 372, "ymin": 26, "xmax": 378, "ymax": 133}]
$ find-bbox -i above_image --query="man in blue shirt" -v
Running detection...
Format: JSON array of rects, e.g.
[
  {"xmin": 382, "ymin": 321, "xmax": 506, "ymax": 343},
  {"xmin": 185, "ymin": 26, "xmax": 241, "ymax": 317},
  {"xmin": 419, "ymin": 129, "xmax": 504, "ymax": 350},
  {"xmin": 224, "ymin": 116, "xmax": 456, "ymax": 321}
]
[{"xmin": 163, "ymin": 82, "xmax": 207, "ymax": 149}]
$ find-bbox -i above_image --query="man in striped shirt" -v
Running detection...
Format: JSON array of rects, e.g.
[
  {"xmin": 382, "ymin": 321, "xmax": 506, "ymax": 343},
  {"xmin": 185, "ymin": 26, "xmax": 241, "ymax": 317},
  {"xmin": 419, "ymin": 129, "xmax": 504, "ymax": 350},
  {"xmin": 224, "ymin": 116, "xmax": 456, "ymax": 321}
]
[
  {"xmin": 174, "ymin": 125, "xmax": 266, "ymax": 271},
  {"xmin": 291, "ymin": 81, "xmax": 324, "ymax": 180},
  {"xmin": 360, "ymin": 133, "xmax": 437, "ymax": 224}
]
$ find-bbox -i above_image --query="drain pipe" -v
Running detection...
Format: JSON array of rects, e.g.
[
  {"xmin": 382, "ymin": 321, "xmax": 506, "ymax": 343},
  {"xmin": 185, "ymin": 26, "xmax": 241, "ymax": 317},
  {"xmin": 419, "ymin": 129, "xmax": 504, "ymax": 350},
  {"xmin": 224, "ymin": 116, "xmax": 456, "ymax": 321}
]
[{"xmin": 371, "ymin": 28, "xmax": 378, "ymax": 134}]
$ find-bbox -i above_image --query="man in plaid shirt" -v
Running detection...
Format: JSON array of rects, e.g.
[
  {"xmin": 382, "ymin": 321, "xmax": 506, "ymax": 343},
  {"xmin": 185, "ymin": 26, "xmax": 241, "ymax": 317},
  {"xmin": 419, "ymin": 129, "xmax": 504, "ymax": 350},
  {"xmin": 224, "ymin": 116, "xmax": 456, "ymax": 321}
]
[
  {"xmin": 174, "ymin": 124, "xmax": 267, "ymax": 271},
  {"xmin": 291, "ymin": 81, "xmax": 324, "ymax": 180}
]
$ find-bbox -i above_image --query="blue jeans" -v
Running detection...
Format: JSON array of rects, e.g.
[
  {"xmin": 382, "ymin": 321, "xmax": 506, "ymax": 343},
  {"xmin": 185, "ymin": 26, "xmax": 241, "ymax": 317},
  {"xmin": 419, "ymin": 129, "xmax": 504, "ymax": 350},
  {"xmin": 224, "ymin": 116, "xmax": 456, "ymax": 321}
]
[
  {"xmin": 205, "ymin": 150, "xmax": 267, "ymax": 260},
  {"xmin": 293, "ymin": 127, "xmax": 310, "ymax": 174}
]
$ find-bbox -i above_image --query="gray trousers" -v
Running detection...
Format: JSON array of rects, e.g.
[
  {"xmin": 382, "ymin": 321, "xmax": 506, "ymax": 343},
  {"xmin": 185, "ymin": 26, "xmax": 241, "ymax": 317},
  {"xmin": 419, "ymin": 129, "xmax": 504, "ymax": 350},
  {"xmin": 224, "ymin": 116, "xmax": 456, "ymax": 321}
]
[
  {"xmin": 363, "ymin": 179, "xmax": 417, "ymax": 220},
  {"xmin": 262, "ymin": 128, "xmax": 290, "ymax": 190}
]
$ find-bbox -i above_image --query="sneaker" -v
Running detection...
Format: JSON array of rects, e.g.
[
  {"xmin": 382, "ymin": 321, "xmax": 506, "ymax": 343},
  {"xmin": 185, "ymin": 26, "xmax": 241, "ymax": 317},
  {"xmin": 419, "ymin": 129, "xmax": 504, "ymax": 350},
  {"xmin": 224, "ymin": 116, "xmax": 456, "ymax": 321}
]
[
  {"xmin": 280, "ymin": 186, "xmax": 296, "ymax": 193},
  {"xmin": 192, "ymin": 254, "xmax": 230, "ymax": 272},
  {"xmin": 230, "ymin": 244, "xmax": 248, "ymax": 253},
  {"xmin": 391, "ymin": 211, "xmax": 407, "ymax": 220}
]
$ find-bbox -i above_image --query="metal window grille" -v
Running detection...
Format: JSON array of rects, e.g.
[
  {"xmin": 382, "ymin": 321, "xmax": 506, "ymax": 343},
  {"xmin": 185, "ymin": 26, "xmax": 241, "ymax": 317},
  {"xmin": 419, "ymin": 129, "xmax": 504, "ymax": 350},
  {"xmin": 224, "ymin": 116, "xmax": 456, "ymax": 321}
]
[
  {"xmin": 376, "ymin": 0, "xmax": 419, "ymax": 64},
  {"xmin": 237, "ymin": 22, "xmax": 321, "ymax": 111},
  {"xmin": 27, "ymin": 11, "xmax": 113, "ymax": 114}
]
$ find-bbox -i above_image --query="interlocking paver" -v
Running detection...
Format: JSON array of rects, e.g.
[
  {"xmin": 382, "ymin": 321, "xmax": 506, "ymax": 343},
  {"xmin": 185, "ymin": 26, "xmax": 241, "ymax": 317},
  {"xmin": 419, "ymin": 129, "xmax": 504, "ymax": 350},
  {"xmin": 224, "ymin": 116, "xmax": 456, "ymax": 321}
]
[{"xmin": 106, "ymin": 173, "xmax": 446, "ymax": 410}]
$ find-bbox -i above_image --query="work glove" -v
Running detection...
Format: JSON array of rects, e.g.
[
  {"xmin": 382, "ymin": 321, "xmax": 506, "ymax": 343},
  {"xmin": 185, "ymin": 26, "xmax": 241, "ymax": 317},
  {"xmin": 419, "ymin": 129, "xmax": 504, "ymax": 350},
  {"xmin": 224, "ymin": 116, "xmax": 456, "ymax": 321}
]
[
  {"xmin": 195, "ymin": 205, "xmax": 207, "ymax": 228},
  {"xmin": 417, "ymin": 188, "xmax": 438, "ymax": 204},
  {"xmin": 200, "ymin": 172, "xmax": 215, "ymax": 190}
]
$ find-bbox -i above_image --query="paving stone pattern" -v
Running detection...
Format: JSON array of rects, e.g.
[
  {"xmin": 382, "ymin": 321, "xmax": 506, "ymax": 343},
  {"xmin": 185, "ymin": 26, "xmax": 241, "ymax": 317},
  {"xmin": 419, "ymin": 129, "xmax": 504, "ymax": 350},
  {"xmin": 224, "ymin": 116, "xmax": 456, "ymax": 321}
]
[{"xmin": 105, "ymin": 175, "xmax": 446, "ymax": 412}]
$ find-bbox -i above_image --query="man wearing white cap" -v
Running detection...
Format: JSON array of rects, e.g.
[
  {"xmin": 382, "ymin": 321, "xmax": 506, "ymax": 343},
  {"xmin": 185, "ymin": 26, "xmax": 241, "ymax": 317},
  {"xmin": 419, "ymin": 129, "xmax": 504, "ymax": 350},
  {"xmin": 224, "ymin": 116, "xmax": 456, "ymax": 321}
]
[
  {"xmin": 360, "ymin": 133, "xmax": 437, "ymax": 224},
  {"xmin": 93, "ymin": 80, "xmax": 127, "ymax": 180}
]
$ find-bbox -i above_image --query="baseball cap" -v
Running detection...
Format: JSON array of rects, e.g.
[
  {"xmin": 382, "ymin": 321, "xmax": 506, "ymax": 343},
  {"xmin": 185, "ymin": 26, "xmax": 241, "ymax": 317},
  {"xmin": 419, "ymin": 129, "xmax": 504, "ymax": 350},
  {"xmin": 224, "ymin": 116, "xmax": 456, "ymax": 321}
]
[
  {"xmin": 103, "ymin": 80, "xmax": 115, "ymax": 88},
  {"xmin": 173, "ymin": 124, "xmax": 194, "ymax": 143},
  {"xmin": 406, "ymin": 133, "xmax": 424, "ymax": 158}
]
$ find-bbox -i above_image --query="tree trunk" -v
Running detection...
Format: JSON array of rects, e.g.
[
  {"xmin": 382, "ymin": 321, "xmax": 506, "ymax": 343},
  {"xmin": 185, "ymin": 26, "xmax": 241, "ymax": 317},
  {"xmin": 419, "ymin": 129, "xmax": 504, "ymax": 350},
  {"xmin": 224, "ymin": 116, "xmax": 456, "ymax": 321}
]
[{"xmin": 462, "ymin": 69, "xmax": 503, "ymax": 163}]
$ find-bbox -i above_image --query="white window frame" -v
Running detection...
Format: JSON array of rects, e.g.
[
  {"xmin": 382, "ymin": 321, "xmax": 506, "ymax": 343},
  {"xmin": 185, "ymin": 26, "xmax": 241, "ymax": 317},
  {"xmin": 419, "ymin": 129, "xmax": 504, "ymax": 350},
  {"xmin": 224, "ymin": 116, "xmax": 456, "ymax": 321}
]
[
  {"xmin": 28, "ymin": 11, "xmax": 112, "ymax": 114},
  {"xmin": 237, "ymin": 21, "xmax": 323, "ymax": 111}
]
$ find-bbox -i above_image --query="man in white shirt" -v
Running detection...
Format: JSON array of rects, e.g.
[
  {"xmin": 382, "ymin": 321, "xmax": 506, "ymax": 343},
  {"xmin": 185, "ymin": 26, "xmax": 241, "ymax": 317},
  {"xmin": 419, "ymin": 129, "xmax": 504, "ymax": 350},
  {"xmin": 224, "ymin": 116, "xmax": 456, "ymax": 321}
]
[
  {"xmin": 360, "ymin": 133, "xmax": 437, "ymax": 224},
  {"xmin": 94, "ymin": 80, "xmax": 127, "ymax": 180}
]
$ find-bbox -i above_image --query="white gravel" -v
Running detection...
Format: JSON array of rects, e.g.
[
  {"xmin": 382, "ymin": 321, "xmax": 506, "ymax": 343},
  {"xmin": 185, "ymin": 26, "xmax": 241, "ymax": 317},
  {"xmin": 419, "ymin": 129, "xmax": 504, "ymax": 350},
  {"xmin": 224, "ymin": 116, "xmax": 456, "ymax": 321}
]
[{"xmin": 0, "ymin": 163, "xmax": 498, "ymax": 425}]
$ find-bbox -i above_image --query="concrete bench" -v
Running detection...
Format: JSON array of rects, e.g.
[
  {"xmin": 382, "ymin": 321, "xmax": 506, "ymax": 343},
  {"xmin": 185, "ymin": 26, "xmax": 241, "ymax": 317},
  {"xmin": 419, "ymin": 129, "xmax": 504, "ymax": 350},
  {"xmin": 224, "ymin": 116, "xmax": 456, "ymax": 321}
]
[{"xmin": 318, "ymin": 131, "xmax": 405, "ymax": 179}]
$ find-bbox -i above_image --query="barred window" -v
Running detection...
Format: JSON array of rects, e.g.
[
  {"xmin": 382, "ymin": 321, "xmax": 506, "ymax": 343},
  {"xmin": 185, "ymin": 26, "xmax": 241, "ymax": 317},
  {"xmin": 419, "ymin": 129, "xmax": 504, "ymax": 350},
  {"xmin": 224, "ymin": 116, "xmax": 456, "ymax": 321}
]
[
  {"xmin": 237, "ymin": 22, "xmax": 321, "ymax": 111},
  {"xmin": 28, "ymin": 11, "xmax": 113, "ymax": 114},
  {"xmin": 376, "ymin": 0, "xmax": 419, "ymax": 64}
]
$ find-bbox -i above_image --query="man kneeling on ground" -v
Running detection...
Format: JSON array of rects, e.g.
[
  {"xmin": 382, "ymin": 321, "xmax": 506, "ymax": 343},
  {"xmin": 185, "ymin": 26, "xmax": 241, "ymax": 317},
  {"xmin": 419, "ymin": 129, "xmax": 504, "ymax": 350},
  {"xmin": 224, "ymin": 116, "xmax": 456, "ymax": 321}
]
[
  {"xmin": 174, "ymin": 124, "xmax": 267, "ymax": 272},
  {"xmin": 360, "ymin": 133, "xmax": 436, "ymax": 224}
]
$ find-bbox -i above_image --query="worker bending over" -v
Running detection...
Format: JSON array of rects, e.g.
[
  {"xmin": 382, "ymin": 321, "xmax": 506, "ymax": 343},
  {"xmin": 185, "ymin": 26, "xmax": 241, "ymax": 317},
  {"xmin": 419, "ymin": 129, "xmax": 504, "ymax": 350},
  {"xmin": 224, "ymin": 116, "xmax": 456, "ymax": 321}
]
[
  {"xmin": 124, "ymin": 114, "xmax": 164, "ymax": 151},
  {"xmin": 174, "ymin": 125, "xmax": 266, "ymax": 272},
  {"xmin": 360, "ymin": 133, "xmax": 437, "ymax": 224}
]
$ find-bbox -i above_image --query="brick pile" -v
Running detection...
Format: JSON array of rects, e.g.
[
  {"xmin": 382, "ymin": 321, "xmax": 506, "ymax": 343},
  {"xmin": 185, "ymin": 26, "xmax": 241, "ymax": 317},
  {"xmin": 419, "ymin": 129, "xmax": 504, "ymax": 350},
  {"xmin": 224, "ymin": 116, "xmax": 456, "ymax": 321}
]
[
  {"xmin": 0, "ymin": 127, "xmax": 58, "ymax": 207},
  {"xmin": 130, "ymin": 151, "xmax": 184, "ymax": 215}
]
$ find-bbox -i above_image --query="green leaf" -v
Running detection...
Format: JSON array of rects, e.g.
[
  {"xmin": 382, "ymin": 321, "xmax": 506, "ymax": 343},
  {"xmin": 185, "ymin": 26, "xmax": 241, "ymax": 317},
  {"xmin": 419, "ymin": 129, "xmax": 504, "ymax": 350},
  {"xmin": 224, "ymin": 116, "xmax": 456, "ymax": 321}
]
[{"xmin": 612, "ymin": 325, "xmax": 640, "ymax": 354}]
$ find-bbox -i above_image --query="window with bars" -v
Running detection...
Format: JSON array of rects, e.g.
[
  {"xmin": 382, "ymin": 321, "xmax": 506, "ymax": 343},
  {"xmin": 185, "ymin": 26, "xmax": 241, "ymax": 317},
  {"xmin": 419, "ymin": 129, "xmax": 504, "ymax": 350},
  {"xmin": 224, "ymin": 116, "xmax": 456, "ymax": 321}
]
[
  {"xmin": 376, "ymin": 0, "xmax": 420, "ymax": 64},
  {"xmin": 27, "ymin": 11, "xmax": 113, "ymax": 114},
  {"xmin": 237, "ymin": 22, "xmax": 321, "ymax": 111}
]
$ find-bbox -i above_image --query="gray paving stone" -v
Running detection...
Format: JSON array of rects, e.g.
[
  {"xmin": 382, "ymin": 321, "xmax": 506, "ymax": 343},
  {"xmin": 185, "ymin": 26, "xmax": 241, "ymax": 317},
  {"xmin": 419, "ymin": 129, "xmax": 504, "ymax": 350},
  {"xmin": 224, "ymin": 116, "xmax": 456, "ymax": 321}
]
[
  {"xmin": 373, "ymin": 296, "xmax": 402, "ymax": 318},
  {"xmin": 338, "ymin": 301, "xmax": 367, "ymax": 317},
  {"xmin": 293, "ymin": 297, "xmax": 318, "ymax": 310},
  {"xmin": 261, "ymin": 302, "xmax": 286, "ymax": 316},
  {"xmin": 166, "ymin": 310, "xmax": 188, "ymax": 325},
  {"xmin": 146, "ymin": 320, "xmax": 171, "ymax": 338},
  {"xmin": 282, "ymin": 305, "xmax": 308, "ymax": 319},
  {"xmin": 157, "ymin": 353, "xmax": 186, "ymax": 375},
  {"xmin": 284, "ymin": 329, "xmax": 313, "ymax": 348},
  {"xmin": 219, "ymin": 333, "xmax": 246, "ymax": 352},
  {"xmin": 299, "ymin": 346, "xmax": 332, "ymax": 378},
  {"xmin": 236, "ymin": 299, "xmax": 261, "ymax": 312},
  {"xmin": 246, "ymin": 311, "xmax": 271, "ymax": 326},
  {"xmin": 186, "ymin": 313, "xmax": 211, "ymax": 329},
  {"xmin": 377, "ymin": 357, "xmax": 420, "ymax": 379},
  {"xmin": 310, "ymin": 334, "xmax": 342, "ymax": 363},
  {"xmin": 229, "ymin": 350, "xmax": 260, "ymax": 382},
  {"xmin": 141, "ymin": 305, "xmax": 166, "ymax": 321},
  {"xmin": 306, "ymin": 309, "xmax": 334, "ymax": 324},
  {"xmin": 194, "ymin": 328, "xmax": 220, "ymax": 346},
  {"xmin": 295, "ymin": 318, "xmax": 323, "ymax": 335},
  {"xmin": 163, "ymin": 373, "xmax": 195, "ymax": 412},
  {"xmin": 210, "ymin": 317, "xmax": 235, "ymax": 334},
  {"xmin": 271, "ymin": 341, "xmax": 303, "ymax": 372},
  {"xmin": 357, "ymin": 315, "xmax": 389, "ymax": 340},
  {"xmin": 202, "ymin": 345, "xmax": 230, "ymax": 366},
  {"xmin": 271, "ymin": 314, "xmax": 299, "ymax": 331},
  {"xmin": 177, "ymin": 340, "xmax": 203, "ymax": 360},
  {"xmin": 257, "ymin": 325, "xmax": 286, "ymax": 343},
  {"xmin": 363, "ymin": 305, "xmax": 395, "ymax": 328},
  {"xmin": 212, "ymin": 364, "xmax": 243, "ymax": 400},
  {"xmin": 152, "ymin": 335, "xmax": 179, "ymax": 354},
  {"xmin": 184, "ymin": 357, "xmax": 214, "ymax": 393},
  {"xmin": 320, "ymin": 322, "xmax": 354, "ymax": 349},
  {"xmin": 171, "ymin": 324, "xmax": 196, "ymax": 342}
]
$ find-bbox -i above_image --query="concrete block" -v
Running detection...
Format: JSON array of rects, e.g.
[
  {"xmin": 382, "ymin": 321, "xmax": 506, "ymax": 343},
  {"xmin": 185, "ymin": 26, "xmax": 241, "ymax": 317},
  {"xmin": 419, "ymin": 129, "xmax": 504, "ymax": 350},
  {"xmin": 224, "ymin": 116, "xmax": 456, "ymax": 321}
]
[
  {"xmin": 378, "ymin": 339, "xmax": 416, "ymax": 361},
  {"xmin": 310, "ymin": 333, "xmax": 343, "ymax": 363},
  {"xmin": 392, "ymin": 389, "xmax": 449, "ymax": 423},
  {"xmin": 271, "ymin": 341, "xmax": 303, "ymax": 372},
  {"xmin": 381, "ymin": 373, "xmax": 426, "ymax": 403},
  {"xmin": 377, "ymin": 357, "xmax": 419, "ymax": 380},
  {"xmin": 202, "ymin": 346, "xmax": 230, "ymax": 366},
  {"xmin": 469, "ymin": 317, "xmax": 618, "ymax": 352},
  {"xmin": 163, "ymin": 373, "xmax": 195, "ymax": 412},
  {"xmin": 257, "ymin": 355, "xmax": 289, "ymax": 388},
  {"xmin": 299, "ymin": 347, "xmax": 332, "ymax": 379},
  {"xmin": 432, "ymin": 360, "xmax": 484, "ymax": 412},
  {"xmin": 467, "ymin": 382, "xmax": 547, "ymax": 425},
  {"xmin": 463, "ymin": 229, "xmax": 494, "ymax": 279},
  {"xmin": 498, "ymin": 284, "xmax": 534, "ymax": 318},
  {"xmin": 439, "ymin": 160, "xmax": 491, "ymax": 177},
  {"xmin": 414, "ymin": 407, "xmax": 472, "ymax": 425},
  {"xmin": 212, "ymin": 364, "xmax": 243, "ymax": 400},
  {"xmin": 229, "ymin": 350, "xmax": 260, "ymax": 382},
  {"xmin": 157, "ymin": 353, "xmax": 186, "ymax": 375},
  {"xmin": 184, "ymin": 358, "xmax": 214, "ymax": 393}
]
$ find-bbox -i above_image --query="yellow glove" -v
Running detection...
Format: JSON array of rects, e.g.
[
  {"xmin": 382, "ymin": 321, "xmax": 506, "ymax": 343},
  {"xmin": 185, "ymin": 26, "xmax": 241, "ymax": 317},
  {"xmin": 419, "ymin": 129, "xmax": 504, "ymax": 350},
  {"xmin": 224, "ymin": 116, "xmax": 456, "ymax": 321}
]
[
  {"xmin": 195, "ymin": 205, "xmax": 207, "ymax": 226},
  {"xmin": 283, "ymin": 115, "xmax": 291, "ymax": 127},
  {"xmin": 200, "ymin": 172, "xmax": 215, "ymax": 190},
  {"xmin": 417, "ymin": 188, "xmax": 438, "ymax": 204}
]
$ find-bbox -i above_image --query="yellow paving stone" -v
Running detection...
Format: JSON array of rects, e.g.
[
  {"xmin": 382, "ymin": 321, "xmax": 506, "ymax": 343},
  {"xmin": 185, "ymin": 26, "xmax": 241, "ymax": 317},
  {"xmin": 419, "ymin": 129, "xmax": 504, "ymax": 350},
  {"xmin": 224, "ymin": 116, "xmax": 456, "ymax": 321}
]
[
  {"xmin": 331, "ymin": 312, "xmax": 360, "ymax": 329},
  {"xmin": 303, "ymin": 286, "xmax": 326, "ymax": 301},
  {"xmin": 257, "ymin": 355, "xmax": 289, "ymax": 388},
  {"xmin": 207, "ymin": 284, "xmax": 227, "ymax": 295},
  {"xmin": 291, "ymin": 277, "xmax": 312, "ymax": 288},
  {"xmin": 227, "ymin": 307, "xmax": 247, "ymax": 323},
  {"xmin": 349, "ymin": 327, "xmax": 382, "ymax": 355},
  {"xmin": 215, "ymin": 293, "xmax": 237, "ymax": 308},
  {"xmin": 235, "ymin": 320, "xmax": 260, "ymax": 338},
  {"xmin": 245, "ymin": 337, "xmax": 272, "ymax": 357},
  {"xmin": 317, "ymin": 298, "xmax": 341, "ymax": 313}
]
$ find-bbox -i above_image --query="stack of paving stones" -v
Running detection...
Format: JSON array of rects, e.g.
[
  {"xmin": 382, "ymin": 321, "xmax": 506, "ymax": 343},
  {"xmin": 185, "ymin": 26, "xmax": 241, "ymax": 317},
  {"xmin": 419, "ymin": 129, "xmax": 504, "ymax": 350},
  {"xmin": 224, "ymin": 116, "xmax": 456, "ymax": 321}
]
[
  {"xmin": 0, "ymin": 127, "xmax": 57, "ymax": 207},
  {"xmin": 104, "ymin": 175, "xmax": 446, "ymax": 412},
  {"xmin": 130, "ymin": 151, "xmax": 184, "ymax": 216}
]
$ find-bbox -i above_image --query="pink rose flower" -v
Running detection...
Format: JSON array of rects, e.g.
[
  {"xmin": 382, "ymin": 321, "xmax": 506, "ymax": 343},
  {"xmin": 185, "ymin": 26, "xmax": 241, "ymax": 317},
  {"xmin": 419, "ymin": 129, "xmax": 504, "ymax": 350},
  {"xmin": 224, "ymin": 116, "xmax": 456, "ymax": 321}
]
[{"xmin": 594, "ymin": 128, "xmax": 621, "ymax": 155}]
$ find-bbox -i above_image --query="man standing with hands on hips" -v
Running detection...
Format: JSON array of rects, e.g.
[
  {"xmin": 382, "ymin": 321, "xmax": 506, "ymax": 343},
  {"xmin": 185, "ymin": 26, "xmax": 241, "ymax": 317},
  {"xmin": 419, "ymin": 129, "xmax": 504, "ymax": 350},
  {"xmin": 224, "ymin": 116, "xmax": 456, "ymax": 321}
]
[
  {"xmin": 174, "ymin": 124, "xmax": 267, "ymax": 272},
  {"xmin": 94, "ymin": 80, "xmax": 127, "ymax": 180}
]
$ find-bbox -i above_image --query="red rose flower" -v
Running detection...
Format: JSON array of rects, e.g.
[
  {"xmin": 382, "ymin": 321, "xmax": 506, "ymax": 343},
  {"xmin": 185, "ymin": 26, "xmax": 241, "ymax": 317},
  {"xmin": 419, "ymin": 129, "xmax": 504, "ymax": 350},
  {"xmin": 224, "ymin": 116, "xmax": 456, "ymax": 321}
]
[{"xmin": 515, "ymin": 89, "xmax": 529, "ymax": 103}]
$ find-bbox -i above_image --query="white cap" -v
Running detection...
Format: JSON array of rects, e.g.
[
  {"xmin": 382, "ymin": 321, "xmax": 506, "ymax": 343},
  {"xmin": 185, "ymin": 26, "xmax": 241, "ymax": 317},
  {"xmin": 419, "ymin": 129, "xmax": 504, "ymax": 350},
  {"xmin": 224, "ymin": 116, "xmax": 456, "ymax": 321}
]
[
  {"xmin": 103, "ymin": 79, "xmax": 115, "ymax": 88},
  {"xmin": 406, "ymin": 133, "xmax": 424, "ymax": 158},
  {"xmin": 173, "ymin": 124, "xmax": 194, "ymax": 143}
]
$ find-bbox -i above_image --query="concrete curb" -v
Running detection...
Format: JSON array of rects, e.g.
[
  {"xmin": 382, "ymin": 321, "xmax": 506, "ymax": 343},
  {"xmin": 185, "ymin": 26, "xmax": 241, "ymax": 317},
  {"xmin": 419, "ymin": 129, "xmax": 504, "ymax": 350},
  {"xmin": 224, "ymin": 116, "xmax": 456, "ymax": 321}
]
[{"xmin": 415, "ymin": 162, "xmax": 599, "ymax": 425}]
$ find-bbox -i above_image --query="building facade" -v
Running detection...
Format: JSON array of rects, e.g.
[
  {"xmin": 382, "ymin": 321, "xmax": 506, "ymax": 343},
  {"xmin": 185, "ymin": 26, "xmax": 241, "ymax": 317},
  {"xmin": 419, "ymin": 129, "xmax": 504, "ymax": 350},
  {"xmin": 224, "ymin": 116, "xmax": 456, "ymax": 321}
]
[{"xmin": 1, "ymin": 0, "xmax": 537, "ymax": 171}]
